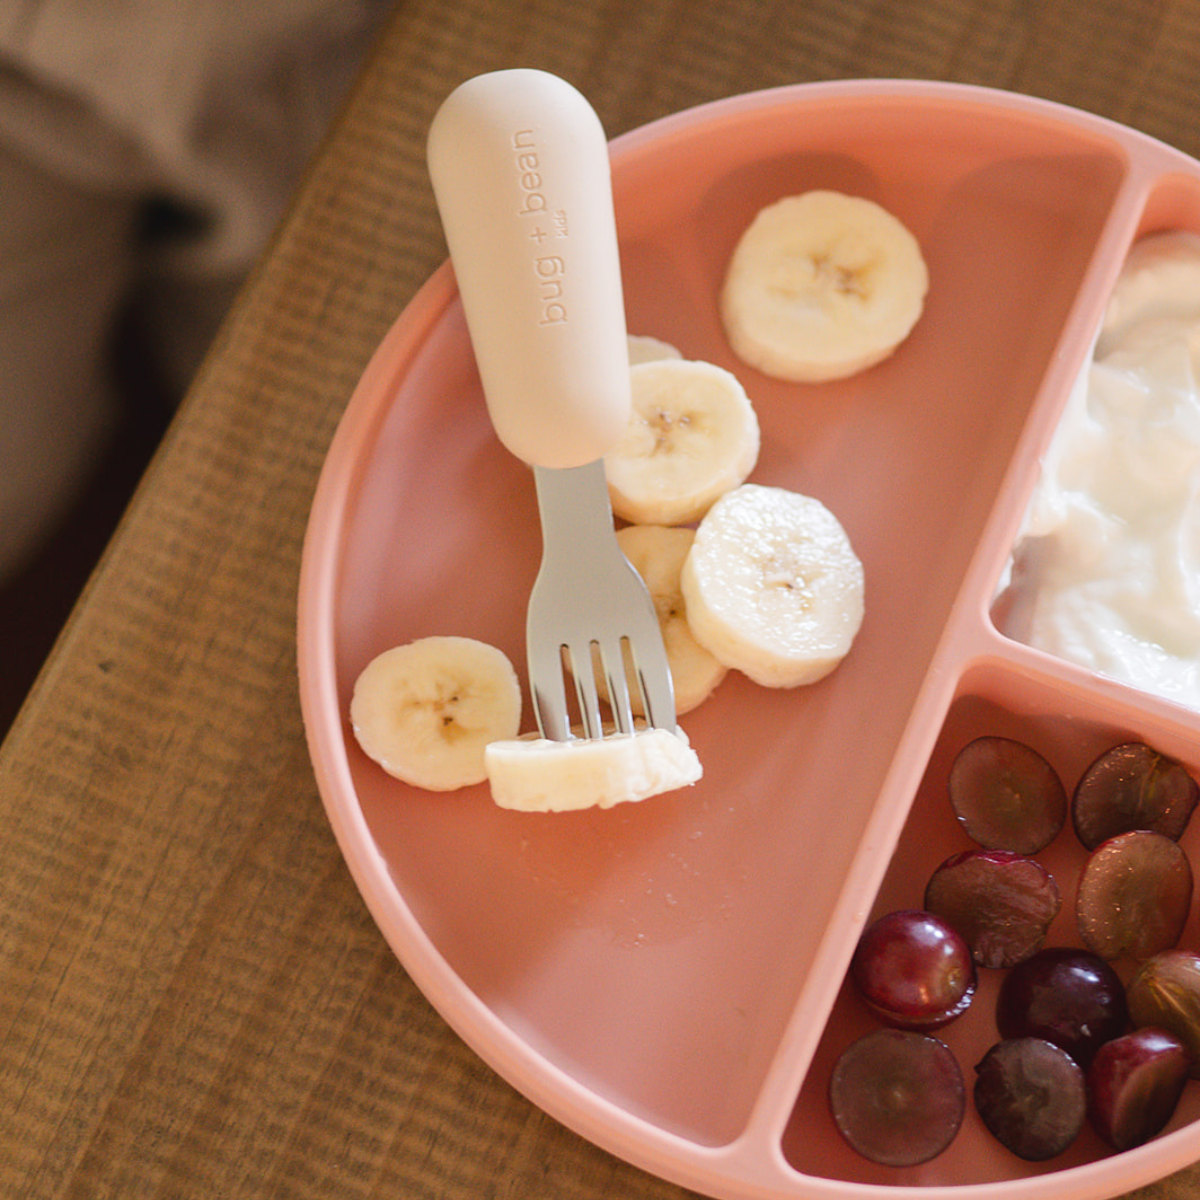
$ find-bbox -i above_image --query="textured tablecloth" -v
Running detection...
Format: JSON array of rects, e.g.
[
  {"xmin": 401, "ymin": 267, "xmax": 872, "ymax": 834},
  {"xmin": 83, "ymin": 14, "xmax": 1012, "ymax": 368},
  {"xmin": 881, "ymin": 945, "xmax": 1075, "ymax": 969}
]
[{"xmin": 6, "ymin": 1, "xmax": 1200, "ymax": 1197}]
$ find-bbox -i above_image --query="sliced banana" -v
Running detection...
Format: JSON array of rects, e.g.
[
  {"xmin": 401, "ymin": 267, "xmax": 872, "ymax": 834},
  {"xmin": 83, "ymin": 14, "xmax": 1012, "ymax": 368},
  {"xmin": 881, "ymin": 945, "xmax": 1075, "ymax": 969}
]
[
  {"xmin": 350, "ymin": 635, "xmax": 521, "ymax": 791},
  {"xmin": 604, "ymin": 357, "xmax": 760, "ymax": 525},
  {"xmin": 611, "ymin": 524, "xmax": 727, "ymax": 714},
  {"xmin": 485, "ymin": 723, "xmax": 702, "ymax": 812},
  {"xmin": 681, "ymin": 483, "xmax": 864, "ymax": 687},
  {"xmin": 627, "ymin": 334, "xmax": 683, "ymax": 364},
  {"xmin": 720, "ymin": 189, "xmax": 928, "ymax": 382}
]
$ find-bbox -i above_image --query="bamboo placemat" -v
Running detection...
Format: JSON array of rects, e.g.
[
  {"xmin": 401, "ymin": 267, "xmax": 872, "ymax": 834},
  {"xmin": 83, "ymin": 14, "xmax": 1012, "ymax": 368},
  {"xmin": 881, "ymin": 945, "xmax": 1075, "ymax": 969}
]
[{"xmin": 5, "ymin": 1, "xmax": 1200, "ymax": 1197}]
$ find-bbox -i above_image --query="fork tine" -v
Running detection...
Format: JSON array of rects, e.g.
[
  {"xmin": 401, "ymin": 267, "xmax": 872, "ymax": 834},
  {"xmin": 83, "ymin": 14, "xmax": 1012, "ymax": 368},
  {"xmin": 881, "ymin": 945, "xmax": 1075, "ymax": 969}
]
[
  {"xmin": 630, "ymin": 632, "xmax": 675, "ymax": 731},
  {"xmin": 528, "ymin": 636, "xmax": 571, "ymax": 741},
  {"xmin": 596, "ymin": 638, "xmax": 635, "ymax": 734},
  {"xmin": 567, "ymin": 640, "xmax": 605, "ymax": 739}
]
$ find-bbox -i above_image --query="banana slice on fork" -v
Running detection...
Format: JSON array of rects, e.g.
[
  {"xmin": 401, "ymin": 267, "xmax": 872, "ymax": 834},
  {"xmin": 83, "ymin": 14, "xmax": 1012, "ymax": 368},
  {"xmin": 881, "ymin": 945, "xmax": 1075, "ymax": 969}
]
[{"xmin": 485, "ymin": 722, "xmax": 702, "ymax": 812}]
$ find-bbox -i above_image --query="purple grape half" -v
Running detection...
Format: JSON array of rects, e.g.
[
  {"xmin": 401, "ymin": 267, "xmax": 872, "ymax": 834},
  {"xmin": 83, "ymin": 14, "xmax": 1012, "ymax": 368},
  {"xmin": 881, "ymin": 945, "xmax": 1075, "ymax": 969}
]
[
  {"xmin": 995, "ymin": 947, "xmax": 1128, "ymax": 1068},
  {"xmin": 1072, "ymin": 742, "xmax": 1199, "ymax": 851},
  {"xmin": 1076, "ymin": 830, "xmax": 1192, "ymax": 961},
  {"xmin": 1127, "ymin": 950, "xmax": 1200, "ymax": 1077},
  {"xmin": 830, "ymin": 1029, "xmax": 965, "ymax": 1166},
  {"xmin": 948, "ymin": 736, "xmax": 1066, "ymax": 854},
  {"xmin": 1088, "ymin": 1027, "xmax": 1189, "ymax": 1151},
  {"xmin": 924, "ymin": 849, "xmax": 1061, "ymax": 969},
  {"xmin": 974, "ymin": 1037, "xmax": 1086, "ymax": 1161},
  {"xmin": 850, "ymin": 910, "xmax": 976, "ymax": 1030}
]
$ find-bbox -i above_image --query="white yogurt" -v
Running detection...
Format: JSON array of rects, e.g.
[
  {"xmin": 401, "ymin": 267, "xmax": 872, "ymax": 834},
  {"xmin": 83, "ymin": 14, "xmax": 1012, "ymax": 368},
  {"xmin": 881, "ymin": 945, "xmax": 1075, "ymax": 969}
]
[{"xmin": 1000, "ymin": 230, "xmax": 1200, "ymax": 709}]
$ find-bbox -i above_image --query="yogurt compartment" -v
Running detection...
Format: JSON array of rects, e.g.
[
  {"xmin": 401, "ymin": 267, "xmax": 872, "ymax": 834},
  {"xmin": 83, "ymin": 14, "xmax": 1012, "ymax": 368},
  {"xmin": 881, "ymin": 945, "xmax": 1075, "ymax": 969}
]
[
  {"xmin": 999, "ymin": 230, "xmax": 1200, "ymax": 709},
  {"xmin": 299, "ymin": 81, "xmax": 1200, "ymax": 1200}
]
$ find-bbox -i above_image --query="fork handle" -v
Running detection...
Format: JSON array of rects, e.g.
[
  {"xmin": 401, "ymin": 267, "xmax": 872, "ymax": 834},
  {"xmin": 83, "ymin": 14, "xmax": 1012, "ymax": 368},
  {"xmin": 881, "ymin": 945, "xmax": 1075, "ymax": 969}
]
[
  {"xmin": 531, "ymin": 461, "xmax": 619, "ymax": 556},
  {"xmin": 427, "ymin": 69, "xmax": 631, "ymax": 469}
]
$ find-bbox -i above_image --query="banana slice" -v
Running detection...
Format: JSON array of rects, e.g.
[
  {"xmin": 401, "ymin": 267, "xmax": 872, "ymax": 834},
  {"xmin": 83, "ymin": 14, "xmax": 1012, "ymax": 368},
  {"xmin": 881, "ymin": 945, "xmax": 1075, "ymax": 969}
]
[
  {"xmin": 612, "ymin": 524, "xmax": 727, "ymax": 714},
  {"xmin": 485, "ymin": 723, "xmax": 702, "ymax": 812},
  {"xmin": 627, "ymin": 334, "xmax": 683, "ymax": 364},
  {"xmin": 604, "ymin": 357, "xmax": 760, "ymax": 525},
  {"xmin": 681, "ymin": 483, "xmax": 864, "ymax": 686},
  {"xmin": 720, "ymin": 190, "xmax": 928, "ymax": 382},
  {"xmin": 350, "ymin": 636, "xmax": 521, "ymax": 791}
]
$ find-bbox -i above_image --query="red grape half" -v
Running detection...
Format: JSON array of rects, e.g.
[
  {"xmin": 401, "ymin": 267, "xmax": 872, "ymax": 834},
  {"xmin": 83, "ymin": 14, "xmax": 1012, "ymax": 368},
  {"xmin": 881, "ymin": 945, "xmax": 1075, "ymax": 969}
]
[
  {"xmin": 995, "ymin": 947, "xmax": 1128, "ymax": 1068},
  {"xmin": 948, "ymin": 736, "xmax": 1066, "ymax": 854},
  {"xmin": 1071, "ymin": 742, "xmax": 1199, "ymax": 851},
  {"xmin": 830, "ymin": 1029, "xmax": 965, "ymax": 1166},
  {"xmin": 1076, "ymin": 830, "xmax": 1191, "ymax": 961},
  {"xmin": 924, "ymin": 849, "xmax": 1060, "ymax": 969},
  {"xmin": 974, "ymin": 1037, "xmax": 1086, "ymax": 1161},
  {"xmin": 1128, "ymin": 950, "xmax": 1200, "ymax": 1077},
  {"xmin": 850, "ymin": 909, "xmax": 976, "ymax": 1030},
  {"xmin": 1088, "ymin": 1027, "xmax": 1189, "ymax": 1150}
]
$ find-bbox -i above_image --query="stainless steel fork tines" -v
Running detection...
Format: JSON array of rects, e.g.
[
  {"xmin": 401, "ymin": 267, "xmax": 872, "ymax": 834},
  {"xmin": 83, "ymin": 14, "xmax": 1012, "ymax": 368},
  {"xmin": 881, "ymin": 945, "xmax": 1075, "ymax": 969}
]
[{"xmin": 527, "ymin": 461, "xmax": 676, "ymax": 742}]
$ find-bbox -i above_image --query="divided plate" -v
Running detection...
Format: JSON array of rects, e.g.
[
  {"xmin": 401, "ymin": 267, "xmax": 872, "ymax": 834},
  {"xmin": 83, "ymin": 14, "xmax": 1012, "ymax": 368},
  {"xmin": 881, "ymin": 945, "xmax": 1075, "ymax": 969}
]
[{"xmin": 298, "ymin": 80, "xmax": 1200, "ymax": 1200}]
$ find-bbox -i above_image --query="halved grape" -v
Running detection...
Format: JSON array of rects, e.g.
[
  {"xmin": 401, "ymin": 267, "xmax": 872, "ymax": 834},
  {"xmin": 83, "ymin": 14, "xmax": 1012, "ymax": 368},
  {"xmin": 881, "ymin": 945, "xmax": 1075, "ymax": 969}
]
[
  {"xmin": 995, "ymin": 947, "xmax": 1128, "ymax": 1068},
  {"xmin": 1127, "ymin": 950, "xmax": 1200, "ymax": 1076},
  {"xmin": 850, "ymin": 909, "xmax": 976, "ymax": 1029},
  {"xmin": 974, "ymin": 1037, "xmax": 1086, "ymax": 1161},
  {"xmin": 830, "ymin": 1029, "xmax": 965, "ymax": 1166},
  {"xmin": 948, "ymin": 736, "xmax": 1066, "ymax": 854},
  {"xmin": 924, "ymin": 849, "xmax": 1060, "ymax": 969},
  {"xmin": 1071, "ymin": 741, "xmax": 1199, "ymax": 851},
  {"xmin": 1076, "ymin": 830, "xmax": 1192, "ymax": 960},
  {"xmin": 1087, "ymin": 1027, "xmax": 1189, "ymax": 1150}
]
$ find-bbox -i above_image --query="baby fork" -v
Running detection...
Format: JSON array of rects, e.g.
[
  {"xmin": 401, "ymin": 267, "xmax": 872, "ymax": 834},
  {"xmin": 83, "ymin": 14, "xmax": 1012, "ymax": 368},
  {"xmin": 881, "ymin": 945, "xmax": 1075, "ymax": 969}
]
[{"xmin": 427, "ymin": 68, "xmax": 676, "ymax": 740}]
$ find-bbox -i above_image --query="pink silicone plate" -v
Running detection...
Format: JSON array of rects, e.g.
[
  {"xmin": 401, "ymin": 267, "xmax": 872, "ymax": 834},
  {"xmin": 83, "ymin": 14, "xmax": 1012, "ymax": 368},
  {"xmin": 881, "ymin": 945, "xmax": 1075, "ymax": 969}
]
[{"xmin": 298, "ymin": 80, "xmax": 1200, "ymax": 1200}]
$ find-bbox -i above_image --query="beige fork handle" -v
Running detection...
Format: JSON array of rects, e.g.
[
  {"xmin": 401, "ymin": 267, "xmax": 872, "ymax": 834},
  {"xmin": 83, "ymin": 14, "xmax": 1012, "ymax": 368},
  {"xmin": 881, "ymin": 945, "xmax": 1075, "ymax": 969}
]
[{"xmin": 427, "ymin": 69, "xmax": 631, "ymax": 469}]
